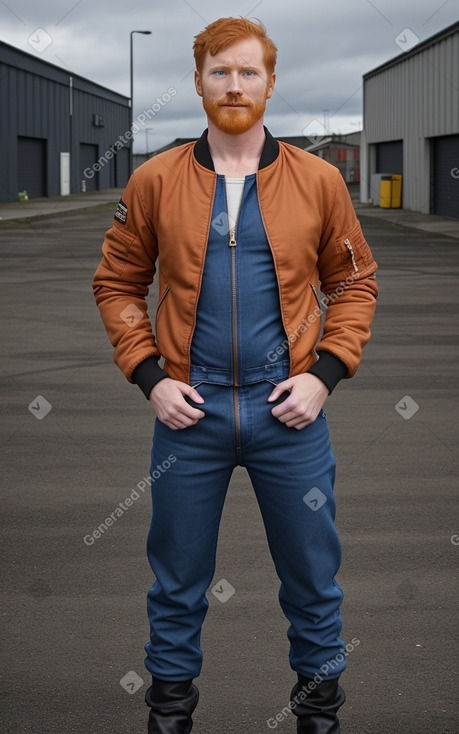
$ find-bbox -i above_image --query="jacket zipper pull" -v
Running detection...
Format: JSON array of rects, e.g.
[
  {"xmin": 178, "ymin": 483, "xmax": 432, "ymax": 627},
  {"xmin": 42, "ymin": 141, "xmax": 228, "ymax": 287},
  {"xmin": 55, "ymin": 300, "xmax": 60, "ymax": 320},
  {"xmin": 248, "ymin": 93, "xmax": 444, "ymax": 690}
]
[
  {"xmin": 229, "ymin": 229, "xmax": 237, "ymax": 247},
  {"xmin": 344, "ymin": 237, "xmax": 358, "ymax": 273}
]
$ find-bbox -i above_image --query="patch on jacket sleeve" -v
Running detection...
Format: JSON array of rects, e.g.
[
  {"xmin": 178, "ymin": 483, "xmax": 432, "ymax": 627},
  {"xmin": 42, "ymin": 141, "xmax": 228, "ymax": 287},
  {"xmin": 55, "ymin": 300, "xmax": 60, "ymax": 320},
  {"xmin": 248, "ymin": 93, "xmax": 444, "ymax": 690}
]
[{"xmin": 114, "ymin": 198, "xmax": 128, "ymax": 225}]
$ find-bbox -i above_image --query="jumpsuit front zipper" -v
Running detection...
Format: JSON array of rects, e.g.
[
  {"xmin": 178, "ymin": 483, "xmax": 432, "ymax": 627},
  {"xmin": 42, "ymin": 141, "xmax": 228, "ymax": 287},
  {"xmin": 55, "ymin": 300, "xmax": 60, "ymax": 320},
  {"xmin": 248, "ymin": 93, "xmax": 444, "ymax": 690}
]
[{"xmin": 228, "ymin": 226, "xmax": 242, "ymax": 450}]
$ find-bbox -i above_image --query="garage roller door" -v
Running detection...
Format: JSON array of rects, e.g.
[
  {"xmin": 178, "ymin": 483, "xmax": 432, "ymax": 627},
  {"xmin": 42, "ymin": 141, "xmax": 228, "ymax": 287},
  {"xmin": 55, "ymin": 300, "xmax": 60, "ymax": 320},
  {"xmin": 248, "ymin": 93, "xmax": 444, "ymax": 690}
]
[
  {"xmin": 433, "ymin": 135, "xmax": 459, "ymax": 219},
  {"xmin": 80, "ymin": 143, "xmax": 99, "ymax": 192},
  {"xmin": 376, "ymin": 140, "xmax": 403, "ymax": 175},
  {"xmin": 17, "ymin": 136, "xmax": 46, "ymax": 199}
]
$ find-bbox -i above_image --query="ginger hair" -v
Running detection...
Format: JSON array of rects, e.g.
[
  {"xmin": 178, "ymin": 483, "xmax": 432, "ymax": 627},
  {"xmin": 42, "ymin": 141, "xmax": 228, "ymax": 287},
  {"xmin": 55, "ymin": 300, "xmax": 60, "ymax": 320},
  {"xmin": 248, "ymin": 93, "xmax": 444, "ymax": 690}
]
[{"xmin": 193, "ymin": 17, "xmax": 277, "ymax": 76}]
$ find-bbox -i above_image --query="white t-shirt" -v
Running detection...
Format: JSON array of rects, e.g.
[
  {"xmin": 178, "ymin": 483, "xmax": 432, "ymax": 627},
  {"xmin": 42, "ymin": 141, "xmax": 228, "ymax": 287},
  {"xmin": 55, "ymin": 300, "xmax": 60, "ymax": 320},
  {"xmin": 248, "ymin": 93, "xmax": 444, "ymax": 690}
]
[{"xmin": 225, "ymin": 177, "xmax": 245, "ymax": 231}]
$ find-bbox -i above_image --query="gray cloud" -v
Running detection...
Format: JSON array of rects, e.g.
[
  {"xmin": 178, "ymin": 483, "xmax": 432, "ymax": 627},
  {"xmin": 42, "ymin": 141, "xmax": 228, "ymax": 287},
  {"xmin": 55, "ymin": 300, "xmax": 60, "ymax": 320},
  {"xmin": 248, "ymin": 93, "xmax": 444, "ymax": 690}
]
[{"xmin": 1, "ymin": 0, "xmax": 457, "ymax": 150}]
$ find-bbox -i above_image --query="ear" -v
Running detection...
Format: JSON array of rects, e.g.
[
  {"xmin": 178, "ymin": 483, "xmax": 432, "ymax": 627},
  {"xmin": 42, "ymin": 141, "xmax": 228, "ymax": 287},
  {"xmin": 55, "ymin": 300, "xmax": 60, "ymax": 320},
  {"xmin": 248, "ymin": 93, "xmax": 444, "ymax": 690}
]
[
  {"xmin": 266, "ymin": 72, "xmax": 276, "ymax": 100},
  {"xmin": 194, "ymin": 70, "xmax": 203, "ymax": 98}
]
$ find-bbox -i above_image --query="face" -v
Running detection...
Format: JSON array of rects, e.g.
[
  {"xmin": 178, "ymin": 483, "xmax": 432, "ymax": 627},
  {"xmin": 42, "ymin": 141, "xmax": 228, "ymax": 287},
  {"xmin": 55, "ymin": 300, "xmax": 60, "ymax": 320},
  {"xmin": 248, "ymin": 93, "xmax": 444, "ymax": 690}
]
[{"xmin": 194, "ymin": 37, "xmax": 276, "ymax": 135}]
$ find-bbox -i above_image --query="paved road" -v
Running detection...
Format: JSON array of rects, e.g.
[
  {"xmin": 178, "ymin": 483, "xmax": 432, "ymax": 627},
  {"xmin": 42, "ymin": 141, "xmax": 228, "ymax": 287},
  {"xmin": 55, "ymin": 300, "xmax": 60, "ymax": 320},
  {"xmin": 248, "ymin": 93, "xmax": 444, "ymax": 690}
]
[{"xmin": 0, "ymin": 209, "xmax": 458, "ymax": 734}]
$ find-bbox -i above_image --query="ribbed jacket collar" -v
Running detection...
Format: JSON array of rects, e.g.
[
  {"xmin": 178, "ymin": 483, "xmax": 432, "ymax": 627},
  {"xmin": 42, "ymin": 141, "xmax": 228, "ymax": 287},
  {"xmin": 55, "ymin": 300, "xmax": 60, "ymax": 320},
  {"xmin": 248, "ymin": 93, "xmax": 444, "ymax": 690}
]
[{"xmin": 193, "ymin": 126, "xmax": 280, "ymax": 171}]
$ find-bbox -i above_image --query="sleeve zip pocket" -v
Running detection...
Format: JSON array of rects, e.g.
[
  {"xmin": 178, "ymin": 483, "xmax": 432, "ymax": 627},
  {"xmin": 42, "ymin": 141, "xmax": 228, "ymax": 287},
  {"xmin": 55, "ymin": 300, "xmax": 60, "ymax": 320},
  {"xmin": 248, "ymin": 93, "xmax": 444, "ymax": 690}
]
[{"xmin": 344, "ymin": 238, "xmax": 359, "ymax": 274}]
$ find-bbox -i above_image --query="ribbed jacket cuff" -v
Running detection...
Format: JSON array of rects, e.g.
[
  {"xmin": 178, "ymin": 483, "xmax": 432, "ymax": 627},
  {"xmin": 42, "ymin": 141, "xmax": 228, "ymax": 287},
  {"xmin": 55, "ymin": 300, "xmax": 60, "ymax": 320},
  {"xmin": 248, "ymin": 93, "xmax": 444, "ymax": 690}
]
[
  {"xmin": 307, "ymin": 351, "xmax": 348, "ymax": 394},
  {"xmin": 132, "ymin": 357, "xmax": 168, "ymax": 399}
]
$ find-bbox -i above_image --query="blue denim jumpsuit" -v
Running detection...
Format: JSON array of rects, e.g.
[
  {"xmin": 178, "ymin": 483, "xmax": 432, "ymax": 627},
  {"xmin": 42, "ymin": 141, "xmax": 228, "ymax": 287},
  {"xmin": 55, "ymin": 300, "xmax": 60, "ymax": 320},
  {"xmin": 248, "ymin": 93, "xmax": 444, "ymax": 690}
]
[{"xmin": 144, "ymin": 173, "xmax": 345, "ymax": 682}]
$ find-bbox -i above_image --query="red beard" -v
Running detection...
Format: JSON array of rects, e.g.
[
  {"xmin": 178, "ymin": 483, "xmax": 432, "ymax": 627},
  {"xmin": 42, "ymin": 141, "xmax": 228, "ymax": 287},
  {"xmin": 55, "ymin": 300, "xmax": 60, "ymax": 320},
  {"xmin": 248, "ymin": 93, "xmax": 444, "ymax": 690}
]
[{"xmin": 203, "ymin": 95, "xmax": 267, "ymax": 135}]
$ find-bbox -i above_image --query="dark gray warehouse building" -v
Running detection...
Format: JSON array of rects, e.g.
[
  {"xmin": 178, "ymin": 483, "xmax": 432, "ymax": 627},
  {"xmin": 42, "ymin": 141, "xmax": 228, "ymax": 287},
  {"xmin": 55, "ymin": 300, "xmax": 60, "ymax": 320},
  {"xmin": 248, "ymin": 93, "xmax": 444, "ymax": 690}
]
[{"xmin": 0, "ymin": 41, "xmax": 130, "ymax": 203}]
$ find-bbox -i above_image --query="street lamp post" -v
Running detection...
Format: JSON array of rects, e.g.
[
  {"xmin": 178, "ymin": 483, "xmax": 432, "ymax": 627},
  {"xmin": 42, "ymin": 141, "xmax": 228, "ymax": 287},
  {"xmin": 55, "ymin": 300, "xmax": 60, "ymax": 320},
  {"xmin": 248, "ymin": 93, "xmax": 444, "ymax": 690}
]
[{"xmin": 130, "ymin": 30, "xmax": 152, "ymax": 175}]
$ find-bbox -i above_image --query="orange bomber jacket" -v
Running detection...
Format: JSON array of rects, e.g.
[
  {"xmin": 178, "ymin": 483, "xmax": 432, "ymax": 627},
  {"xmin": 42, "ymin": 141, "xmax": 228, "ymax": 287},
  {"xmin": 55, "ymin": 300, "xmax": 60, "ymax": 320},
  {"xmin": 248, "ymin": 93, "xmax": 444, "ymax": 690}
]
[{"xmin": 93, "ymin": 129, "xmax": 378, "ymax": 395}]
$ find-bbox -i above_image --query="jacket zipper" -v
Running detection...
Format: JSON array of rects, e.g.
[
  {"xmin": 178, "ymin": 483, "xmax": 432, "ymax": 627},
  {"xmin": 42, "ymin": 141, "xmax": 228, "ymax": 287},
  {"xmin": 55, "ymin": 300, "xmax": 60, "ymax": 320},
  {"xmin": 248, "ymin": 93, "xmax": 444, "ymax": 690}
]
[
  {"xmin": 255, "ymin": 183, "xmax": 290, "ymax": 361},
  {"xmin": 228, "ymin": 225, "xmax": 241, "ymax": 449},
  {"xmin": 310, "ymin": 283, "xmax": 321, "ymax": 307},
  {"xmin": 344, "ymin": 237, "xmax": 359, "ymax": 273}
]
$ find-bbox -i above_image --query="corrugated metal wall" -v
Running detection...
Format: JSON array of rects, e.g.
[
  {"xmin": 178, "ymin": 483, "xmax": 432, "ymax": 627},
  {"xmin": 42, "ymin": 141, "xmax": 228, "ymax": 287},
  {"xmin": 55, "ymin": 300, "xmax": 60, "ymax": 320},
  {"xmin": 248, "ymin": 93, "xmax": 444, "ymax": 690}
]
[
  {"xmin": 361, "ymin": 24, "xmax": 459, "ymax": 214},
  {"xmin": 0, "ymin": 42, "xmax": 130, "ymax": 202}
]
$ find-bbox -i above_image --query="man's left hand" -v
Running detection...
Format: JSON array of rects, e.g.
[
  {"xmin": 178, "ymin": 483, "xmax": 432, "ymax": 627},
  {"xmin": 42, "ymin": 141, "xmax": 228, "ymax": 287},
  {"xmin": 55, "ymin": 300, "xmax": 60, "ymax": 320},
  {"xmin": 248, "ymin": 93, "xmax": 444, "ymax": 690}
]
[{"xmin": 267, "ymin": 373, "xmax": 329, "ymax": 430}]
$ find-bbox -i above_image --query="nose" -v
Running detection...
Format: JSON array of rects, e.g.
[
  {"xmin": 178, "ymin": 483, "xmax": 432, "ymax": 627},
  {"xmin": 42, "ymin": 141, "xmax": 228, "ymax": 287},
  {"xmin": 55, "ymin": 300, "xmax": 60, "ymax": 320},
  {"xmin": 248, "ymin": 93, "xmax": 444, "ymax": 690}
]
[{"xmin": 226, "ymin": 71, "xmax": 243, "ymax": 95}]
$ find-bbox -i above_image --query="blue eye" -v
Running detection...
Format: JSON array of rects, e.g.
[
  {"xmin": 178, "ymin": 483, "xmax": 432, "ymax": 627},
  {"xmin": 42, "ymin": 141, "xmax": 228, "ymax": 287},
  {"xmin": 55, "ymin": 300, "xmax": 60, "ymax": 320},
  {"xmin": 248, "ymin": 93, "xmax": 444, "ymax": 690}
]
[{"xmin": 213, "ymin": 70, "xmax": 226, "ymax": 76}]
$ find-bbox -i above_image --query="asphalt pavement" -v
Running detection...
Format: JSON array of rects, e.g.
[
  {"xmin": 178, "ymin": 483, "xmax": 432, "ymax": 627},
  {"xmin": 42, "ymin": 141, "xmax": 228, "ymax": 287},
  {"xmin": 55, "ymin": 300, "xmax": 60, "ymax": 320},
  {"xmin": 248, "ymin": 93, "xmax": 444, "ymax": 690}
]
[
  {"xmin": 0, "ymin": 189, "xmax": 123, "ymax": 223},
  {"xmin": 0, "ymin": 201, "xmax": 458, "ymax": 734}
]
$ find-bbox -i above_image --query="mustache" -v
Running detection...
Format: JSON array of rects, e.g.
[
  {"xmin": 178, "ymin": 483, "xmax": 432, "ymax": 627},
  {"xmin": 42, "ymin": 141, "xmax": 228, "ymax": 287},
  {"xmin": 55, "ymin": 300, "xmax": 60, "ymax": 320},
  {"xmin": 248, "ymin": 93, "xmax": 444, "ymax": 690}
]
[{"xmin": 217, "ymin": 97, "xmax": 253, "ymax": 107}]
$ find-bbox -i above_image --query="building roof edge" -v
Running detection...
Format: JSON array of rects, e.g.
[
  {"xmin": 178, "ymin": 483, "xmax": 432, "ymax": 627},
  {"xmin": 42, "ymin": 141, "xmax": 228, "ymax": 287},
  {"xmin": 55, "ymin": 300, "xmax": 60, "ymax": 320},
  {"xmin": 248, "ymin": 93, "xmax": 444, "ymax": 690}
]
[{"xmin": 363, "ymin": 20, "xmax": 459, "ymax": 80}]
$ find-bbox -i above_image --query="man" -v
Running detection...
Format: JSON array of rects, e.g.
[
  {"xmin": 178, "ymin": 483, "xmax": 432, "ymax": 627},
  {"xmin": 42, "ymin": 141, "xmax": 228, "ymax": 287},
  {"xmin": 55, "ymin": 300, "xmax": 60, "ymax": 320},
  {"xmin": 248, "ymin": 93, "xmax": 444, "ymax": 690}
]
[{"xmin": 93, "ymin": 17, "xmax": 378, "ymax": 734}]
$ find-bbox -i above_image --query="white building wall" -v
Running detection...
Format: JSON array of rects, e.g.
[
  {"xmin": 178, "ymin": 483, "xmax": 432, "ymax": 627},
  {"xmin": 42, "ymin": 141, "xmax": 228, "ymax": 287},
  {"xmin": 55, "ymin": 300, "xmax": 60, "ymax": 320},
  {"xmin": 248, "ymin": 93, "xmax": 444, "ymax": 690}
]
[{"xmin": 361, "ymin": 24, "xmax": 459, "ymax": 213}]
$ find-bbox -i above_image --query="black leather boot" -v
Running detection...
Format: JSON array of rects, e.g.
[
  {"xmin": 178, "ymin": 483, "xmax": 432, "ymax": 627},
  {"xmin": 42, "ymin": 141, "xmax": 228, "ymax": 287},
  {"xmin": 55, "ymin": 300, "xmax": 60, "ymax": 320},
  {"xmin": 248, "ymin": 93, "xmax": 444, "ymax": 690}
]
[
  {"xmin": 290, "ymin": 676, "xmax": 346, "ymax": 733},
  {"xmin": 145, "ymin": 677, "xmax": 199, "ymax": 734}
]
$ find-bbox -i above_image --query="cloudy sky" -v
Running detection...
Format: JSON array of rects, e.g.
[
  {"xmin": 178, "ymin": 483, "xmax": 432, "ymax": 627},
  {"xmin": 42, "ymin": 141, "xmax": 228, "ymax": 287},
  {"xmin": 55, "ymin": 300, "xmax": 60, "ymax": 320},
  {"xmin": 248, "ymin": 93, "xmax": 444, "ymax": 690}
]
[{"xmin": 1, "ymin": 0, "xmax": 457, "ymax": 151}]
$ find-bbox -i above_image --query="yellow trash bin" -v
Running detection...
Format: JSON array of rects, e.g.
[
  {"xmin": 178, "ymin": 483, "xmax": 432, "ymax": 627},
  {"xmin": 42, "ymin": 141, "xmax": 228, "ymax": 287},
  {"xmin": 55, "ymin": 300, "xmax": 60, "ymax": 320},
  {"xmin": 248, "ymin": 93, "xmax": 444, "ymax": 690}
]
[
  {"xmin": 391, "ymin": 174, "xmax": 402, "ymax": 208},
  {"xmin": 379, "ymin": 174, "xmax": 402, "ymax": 208},
  {"xmin": 379, "ymin": 176, "xmax": 392, "ymax": 208}
]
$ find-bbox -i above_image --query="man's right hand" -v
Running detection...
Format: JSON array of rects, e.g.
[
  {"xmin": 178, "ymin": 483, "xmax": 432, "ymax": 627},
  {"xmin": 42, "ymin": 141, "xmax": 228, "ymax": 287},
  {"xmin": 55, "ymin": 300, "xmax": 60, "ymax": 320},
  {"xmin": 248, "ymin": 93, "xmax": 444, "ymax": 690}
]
[{"xmin": 148, "ymin": 378, "xmax": 205, "ymax": 430}]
